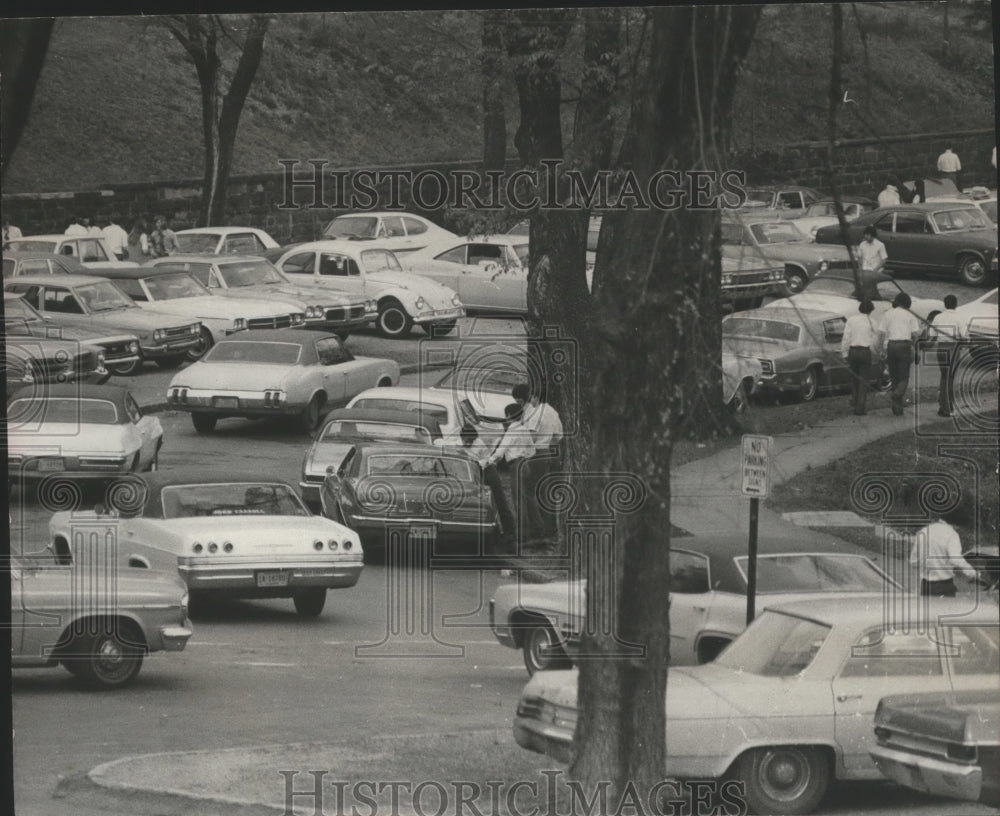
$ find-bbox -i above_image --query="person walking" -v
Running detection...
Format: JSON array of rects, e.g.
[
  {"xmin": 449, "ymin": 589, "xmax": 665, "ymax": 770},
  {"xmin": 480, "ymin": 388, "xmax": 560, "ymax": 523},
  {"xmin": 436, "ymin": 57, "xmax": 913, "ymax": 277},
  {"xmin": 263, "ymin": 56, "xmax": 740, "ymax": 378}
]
[
  {"xmin": 856, "ymin": 226, "xmax": 888, "ymax": 274},
  {"xmin": 929, "ymin": 294, "xmax": 965, "ymax": 417},
  {"xmin": 909, "ymin": 514, "xmax": 978, "ymax": 597},
  {"xmin": 102, "ymin": 214, "xmax": 130, "ymax": 261},
  {"xmin": 840, "ymin": 299, "xmax": 881, "ymax": 415},
  {"xmin": 936, "ymin": 146, "xmax": 962, "ymax": 187},
  {"xmin": 458, "ymin": 424, "xmax": 515, "ymax": 547},
  {"xmin": 512, "ymin": 383, "xmax": 564, "ymax": 540},
  {"xmin": 879, "ymin": 292, "xmax": 922, "ymax": 416}
]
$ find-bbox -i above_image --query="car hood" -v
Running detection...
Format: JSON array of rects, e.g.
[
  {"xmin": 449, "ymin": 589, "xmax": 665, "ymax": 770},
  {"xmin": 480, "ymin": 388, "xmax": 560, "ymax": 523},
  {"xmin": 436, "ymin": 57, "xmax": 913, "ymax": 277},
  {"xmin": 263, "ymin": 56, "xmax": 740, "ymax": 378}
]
[
  {"xmin": 170, "ymin": 362, "xmax": 297, "ymax": 391},
  {"xmin": 146, "ymin": 296, "xmax": 295, "ymax": 319},
  {"xmin": 755, "ymin": 242, "xmax": 852, "ymax": 262},
  {"xmin": 9, "ymin": 425, "xmax": 131, "ymax": 456},
  {"xmin": 86, "ymin": 307, "xmax": 192, "ymax": 333},
  {"xmin": 720, "ymin": 247, "xmax": 776, "ymax": 272},
  {"xmin": 365, "ymin": 270, "xmax": 457, "ymax": 303}
]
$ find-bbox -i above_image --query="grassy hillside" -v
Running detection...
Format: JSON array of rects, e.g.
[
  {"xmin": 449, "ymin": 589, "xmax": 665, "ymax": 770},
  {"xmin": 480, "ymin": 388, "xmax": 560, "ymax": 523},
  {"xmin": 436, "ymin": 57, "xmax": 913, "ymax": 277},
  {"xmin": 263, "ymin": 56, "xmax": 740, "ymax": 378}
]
[{"xmin": 3, "ymin": 4, "xmax": 994, "ymax": 193}]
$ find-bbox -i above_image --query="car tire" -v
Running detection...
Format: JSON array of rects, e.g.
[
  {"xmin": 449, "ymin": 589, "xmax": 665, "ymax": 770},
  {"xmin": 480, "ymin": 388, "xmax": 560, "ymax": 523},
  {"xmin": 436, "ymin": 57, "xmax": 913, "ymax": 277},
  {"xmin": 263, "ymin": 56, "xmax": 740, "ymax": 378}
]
[
  {"xmin": 957, "ymin": 254, "xmax": 988, "ymax": 287},
  {"xmin": 784, "ymin": 268, "xmax": 808, "ymax": 295},
  {"xmin": 293, "ymin": 588, "xmax": 327, "ymax": 618},
  {"xmin": 522, "ymin": 624, "xmax": 570, "ymax": 676},
  {"xmin": 737, "ymin": 745, "xmax": 830, "ymax": 816},
  {"xmin": 376, "ymin": 299, "xmax": 413, "ymax": 339},
  {"xmin": 427, "ymin": 320, "xmax": 457, "ymax": 338},
  {"xmin": 187, "ymin": 328, "xmax": 214, "ymax": 361},
  {"xmin": 299, "ymin": 395, "xmax": 324, "ymax": 435},
  {"xmin": 155, "ymin": 355, "xmax": 186, "ymax": 370},
  {"xmin": 73, "ymin": 624, "xmax": 145, "ymax": 689},
  {"xmin": 191, "ymin": 413, "xmax": 217, "ymax": 434},
  {"xmin": 107, "ymin": 357, "xmax": 143, "ymax": 376},
  {"xmin": 800, "ymin": 365, "xmax": 821, "ymax": 402}
]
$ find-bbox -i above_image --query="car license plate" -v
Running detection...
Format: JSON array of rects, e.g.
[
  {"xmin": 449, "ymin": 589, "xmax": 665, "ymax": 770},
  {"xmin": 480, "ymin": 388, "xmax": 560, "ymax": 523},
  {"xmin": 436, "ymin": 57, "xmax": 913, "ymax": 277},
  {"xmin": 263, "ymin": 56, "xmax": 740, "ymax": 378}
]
[
  {"xmin": 38, "ymin": 458, "xmax": 64, "ymax": 471},
  {"xmin": 214, "ymin": 397, "xmax": 239, "ymax": 409},
  {"xmin": 255, "ymin": 571, "xmax": 289, "ymax": 587}
]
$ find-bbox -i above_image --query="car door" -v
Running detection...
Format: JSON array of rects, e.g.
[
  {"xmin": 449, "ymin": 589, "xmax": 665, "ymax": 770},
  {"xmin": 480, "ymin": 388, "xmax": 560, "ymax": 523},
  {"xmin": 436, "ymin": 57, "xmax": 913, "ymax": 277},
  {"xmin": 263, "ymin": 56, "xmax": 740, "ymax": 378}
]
[
  {"xmin": 460, "ymin": 243, "xmax": 523, "ymax": 311},
  {"xmin": 316, "ymin": 252, "xmax": 366, "ymax": 296},
  {"xmin": 412, "ymin": 245, "xmax": 463, "ymax": 292},
  {"xmin": 887, "ymin": 211, "xmax": 935, "ymax": 272},
  {"xmin": 832, "ymin": 626, "xmax": 950, "ymax": 775},
  {"xmin": 39, "ymin": 284, "xmax": 94, "ymax": 329},
  {"xmin": 667, "ymin": 549, "xmax": 714, "ymax": 664}
]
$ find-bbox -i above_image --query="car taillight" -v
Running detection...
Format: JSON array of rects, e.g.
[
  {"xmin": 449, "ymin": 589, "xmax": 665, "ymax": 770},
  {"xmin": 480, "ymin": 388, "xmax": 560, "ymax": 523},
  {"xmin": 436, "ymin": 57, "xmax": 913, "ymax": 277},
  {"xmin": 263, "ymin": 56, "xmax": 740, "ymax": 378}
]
[
  {"xmin": 192, "ymin": 542, "xmax": 203, "ymax": 553},
  {"xmin": 223, "ymin": 542, "xmax": 234, "ymax": 553},
  {"xmin": 207, "ymin": 542, "xmax": 218, "ymax": 553}
]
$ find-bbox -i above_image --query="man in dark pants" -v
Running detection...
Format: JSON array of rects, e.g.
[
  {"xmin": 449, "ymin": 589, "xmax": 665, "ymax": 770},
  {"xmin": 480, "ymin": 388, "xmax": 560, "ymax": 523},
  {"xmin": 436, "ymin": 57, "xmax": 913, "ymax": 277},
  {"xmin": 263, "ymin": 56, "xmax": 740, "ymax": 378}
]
[
  {"xmin": 909, "ymin": 514, "xmax": 978, "ymax": 597},
  {"xmin": 840, "ymin": 298, "xmax": 880, "ymax": 415},
  {"xmin": 512, "ymin": 383, "xmax": 564, "ymax": 540},
  {"xmin": 457, "ymin": 424, "xmax": 515, "ymax": 546},
  {"xmin": 878, "ymin": 293, "xmax": 921, "ymax": 416},
  {"xmin": 929, "ymin": 294, "xmax": 965, "ymax": 417}
]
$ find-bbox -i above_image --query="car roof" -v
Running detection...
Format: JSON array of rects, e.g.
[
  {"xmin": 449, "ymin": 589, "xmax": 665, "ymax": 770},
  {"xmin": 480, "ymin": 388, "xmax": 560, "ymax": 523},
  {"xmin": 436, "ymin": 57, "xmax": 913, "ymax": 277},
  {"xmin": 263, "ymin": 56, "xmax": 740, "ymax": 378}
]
[
  {"xmin": 765, "ymin": 596, "xmax": 998, "ymax": 626},
  {"xmin": 333, "ymin": 212, "xmax": 432, "ymax": 219},
  {"xmin": 8, "ymin": 383, "xmax": 131, "ymax": 406},
  {"xmin": 322, "ymin": 408, "xmax": 443, "ymax": 436},
  {"xmin": 212, "ymin": 328, "xmax": 338, "ymax": 344},
  {"xmin": 146, "ymin": 254, "xmax": 270, "ymax": 265},
  {"xmin": 5, "ymin": 272, "xmax": 110, "ymax": 286},
  {"xmin": 726, "ymin": 306, "xmax": 839, "ymax": 323},
  {"xmin": 82, "ymin": 265, "xmax": 200, "ymax": 280}
]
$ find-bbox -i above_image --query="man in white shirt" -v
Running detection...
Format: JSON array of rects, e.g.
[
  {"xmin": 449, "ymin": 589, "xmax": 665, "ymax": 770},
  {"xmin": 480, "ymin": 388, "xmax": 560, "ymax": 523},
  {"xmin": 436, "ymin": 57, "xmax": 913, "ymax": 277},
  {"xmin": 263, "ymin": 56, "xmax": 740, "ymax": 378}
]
[
  {"xmin": 856, "ymin": 226, "xmax": 888, "ymax": 273},
  {"xmin": 65, "ymin": 217, "xmax": 88, "ymax": 236},
  {"xmin": 936, "ymin": 147, "xmax": 961, "ymax": 186},
  {"xmin": 512, "ymin": 383, "xmax": 564, "ymax": 539},
  {"xmin": 929, "ymin": 294, "xmax": 965, "ymax": 417},
  {"xmin": 101, "ymin": 215, "xmax": 130, "ymax": 261},
  {"xmin": 909, "ymin": 517, "xmax": 977, "ymax": 597},
  {"xmin": 2, "ymin": 218, "xmax": 22, "ymax": 249},
  {"xmin": 486, "ymin": 404, "xmax": 535, "ymax": 542},
  {"xmin": 879, "ymin": 293, "xmax": 922, "ymax": 416},
  {"xmin": 840, "ymin": 299, "xmax": 880, "ymax": 415},
  {"xmin": 876, "ymin": 183, "xmax": 900, "ymax": 208}
]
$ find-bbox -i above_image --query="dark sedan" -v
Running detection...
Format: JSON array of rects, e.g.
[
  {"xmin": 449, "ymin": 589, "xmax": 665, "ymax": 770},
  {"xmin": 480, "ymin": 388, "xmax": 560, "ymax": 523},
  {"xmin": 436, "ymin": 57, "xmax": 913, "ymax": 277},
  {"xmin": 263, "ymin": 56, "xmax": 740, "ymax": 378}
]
[
  {"xmin": 814, "ymin": 203, "xmax": 998, "ymax": 286},
  {"xmin": 320, "ymin": 443, "xmax": 499, "ymax": 556}
]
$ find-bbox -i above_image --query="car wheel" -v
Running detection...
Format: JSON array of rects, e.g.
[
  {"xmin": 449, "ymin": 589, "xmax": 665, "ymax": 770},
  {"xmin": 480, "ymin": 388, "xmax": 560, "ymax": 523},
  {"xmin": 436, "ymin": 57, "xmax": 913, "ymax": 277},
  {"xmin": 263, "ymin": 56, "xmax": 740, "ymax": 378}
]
[
  {"xmin": 74, "ymin": 625, "xmax": 145, "ymax": 689},
  {"xmin": 784, "ymin": 268, "xmax": 808, "ymax": 295},
  {"xmin": 957, "ymin": 254, "xmax": 988, "ymax": 287},
  {"xmin": 737, "ymin": 746, "xmax": 830, "ymax": 815},
  {"xmin": 187, "ymin": 328, "xmax": 214, "ymax": 361},
  {"xmin": 299, "ymin": 395, "xmax": 324, "ymax": 435},
  {"xmin": 155, "ymin": 355, "xmax": 186, "ymax": 370},
  {"xmin": 427, "ymin": 319, "xmax": 457, "ymax": 338},
  {"xmin": 293, "ymin": 588, "xmax": 327, "ymax": 617},
  {"xmin": 800, "ymin": 365, "xmax": 821, "ymax": 402},
  {"xmin": 191, "ymin": 413, "xmax": 217, "ymax": 434},
  {"xmin": 107, "ymin": 357, "xmax": 143, "ymax": 376},
  {"xmin": 522, "ymin": 624, "xmax": 569, "ymax": 676},
  {"xmin": 376, "ymin": 299, "xmax": 413, "ymax": 339}
]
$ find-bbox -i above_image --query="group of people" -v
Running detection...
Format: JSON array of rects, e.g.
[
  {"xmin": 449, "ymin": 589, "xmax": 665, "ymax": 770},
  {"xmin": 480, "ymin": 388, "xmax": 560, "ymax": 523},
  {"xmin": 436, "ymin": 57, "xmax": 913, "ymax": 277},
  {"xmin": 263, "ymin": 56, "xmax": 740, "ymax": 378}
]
[
  {"xmin": 60, "ymin": 213, "xmax": 179, "ymax": 260},
  {"xmin": 876, "ymin": 144, "xmax": 993, "ymax": 208},
  {"xmin": 457, "ymin": 383, "xmax": 564, "ymax": 549}
]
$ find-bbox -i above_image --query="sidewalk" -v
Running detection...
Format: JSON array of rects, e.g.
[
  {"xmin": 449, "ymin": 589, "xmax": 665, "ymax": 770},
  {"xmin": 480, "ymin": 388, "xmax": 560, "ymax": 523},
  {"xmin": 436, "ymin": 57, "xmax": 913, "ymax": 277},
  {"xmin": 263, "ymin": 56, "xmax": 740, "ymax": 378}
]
[{"xmin": 68, "ymin": 399, "xmax": 996, "ymax": 814}]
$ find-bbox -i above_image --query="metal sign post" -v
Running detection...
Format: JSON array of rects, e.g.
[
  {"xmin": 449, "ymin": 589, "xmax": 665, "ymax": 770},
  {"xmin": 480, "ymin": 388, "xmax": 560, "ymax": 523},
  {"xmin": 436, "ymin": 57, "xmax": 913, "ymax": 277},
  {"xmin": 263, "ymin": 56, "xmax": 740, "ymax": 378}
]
[{"xmin": 741, "ymin": 434, "xmax": 773, "ymax": 625}]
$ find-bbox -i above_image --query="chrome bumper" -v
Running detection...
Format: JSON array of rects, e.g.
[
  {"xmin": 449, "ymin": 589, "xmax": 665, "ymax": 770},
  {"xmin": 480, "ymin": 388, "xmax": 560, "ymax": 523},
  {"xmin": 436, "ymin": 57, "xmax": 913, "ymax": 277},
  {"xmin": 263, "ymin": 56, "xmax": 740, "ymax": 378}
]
[
  {"xmin": 870, "ymin": 745, "xmax": 982, "ymax": 803},
  {"xmin": 158, "ymin": 623, "xmax": 194, "ymax": 652}
]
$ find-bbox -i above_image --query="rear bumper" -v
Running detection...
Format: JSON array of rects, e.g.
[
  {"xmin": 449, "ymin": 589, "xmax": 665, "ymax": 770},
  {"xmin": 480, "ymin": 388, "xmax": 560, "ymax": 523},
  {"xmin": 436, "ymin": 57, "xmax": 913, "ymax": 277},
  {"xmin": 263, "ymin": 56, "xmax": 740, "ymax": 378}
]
[
  {"xmin": 870, "ymin": 744, "xmax": 983, "ymax": 803},
  {"xmin": 141, "ymin": 339, "xmax": 200, "ymax": 358},
  {"xmin": 177, "ymin": 557, "xmax": 363, "ymax": 592}
]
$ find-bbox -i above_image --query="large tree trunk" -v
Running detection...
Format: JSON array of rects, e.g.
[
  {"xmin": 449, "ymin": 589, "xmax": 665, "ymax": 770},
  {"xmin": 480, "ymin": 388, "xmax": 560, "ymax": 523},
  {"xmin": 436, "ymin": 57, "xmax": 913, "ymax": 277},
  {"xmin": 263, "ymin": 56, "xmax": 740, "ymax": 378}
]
[{"xmin": 0, "ymin": 18, "xmax": 54, "ymax": 180}]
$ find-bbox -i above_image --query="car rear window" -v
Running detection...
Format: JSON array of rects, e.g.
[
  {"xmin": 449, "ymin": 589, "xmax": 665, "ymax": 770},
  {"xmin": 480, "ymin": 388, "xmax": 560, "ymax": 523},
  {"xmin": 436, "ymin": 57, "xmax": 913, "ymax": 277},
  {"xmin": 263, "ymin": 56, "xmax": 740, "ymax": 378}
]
[
  {"xmin": 716, "ymin": 611, "xmax": 831, "ymax": 676},
  {"xmin": 205, "ymin": 341, "xmax": 302, "ymax": 365},
  {"xmin": 9, "ymin": 397, "xmax": 118, "ymax": 425},
  {"xmin": 365, "ymin": 453, "xmax": 473, "ymax": 481},
  {"xmin": 161, "ymin": 483, "xmax": 308, "ymax": 518},
  {"xmin": 723, "ymin": 317, "xmax": 801, "ymax": 342},
  {"xmin": 321, "ymin": 421, "xmax": 433, "ymax": 444},
  {"xmin": 351, "ymin": 398, "xmax": 449, "ymax": 425}
]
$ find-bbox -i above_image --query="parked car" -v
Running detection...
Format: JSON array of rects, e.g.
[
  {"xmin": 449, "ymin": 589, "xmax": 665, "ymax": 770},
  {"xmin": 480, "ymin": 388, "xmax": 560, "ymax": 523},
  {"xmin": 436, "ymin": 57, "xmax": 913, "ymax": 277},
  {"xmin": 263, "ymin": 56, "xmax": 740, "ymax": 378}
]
[
  {"xmin": 765, "ymin": 269, "xmax": 944, "ymax": 326},
  {"xmin": 321, "ymin": 212, "xmax": 456, "ymax": 253},
  {"xmin": 3, "ymin": 333, "xmax": 108, "ymax": 400},
  {"xmin": 299, "ymin": 408, "xmax": 443, "ymax": 510},
  {"xmin": 10, "ymin": 555, "xmax": 191, "ymax": 689},
  {"xmin": 173, "ymin": 226, "xmax": 281, "ymax": 255},
  {"xmin": 723, "ymin": 212, "xmax": 854, "ymax": 295},
  {"xmin": 722, "ymin": 351, "xmax": 763, "ymax": 413},
  {"xmin": 499, "ymin": 216, "xmax": 599, "ymax": 288},
  {"xmin": 166, "ymin": 329, "xmax": 399, "ymax": 434},
  {"xmin": 48, "ymin": 470, "xmax": 364, "ymax": 617},
  {"xmin": 8, "ymin": 384, "xmax": 164, "ymax": 479},
  {"xmin": 6, "ymin": 234, "xmax": 137, "ymax": 267},
  {"xmin": 319, "ymin": 442, "xmax": 499, "ymax": 555},
  {"xmin": 513, "ymin": 597, "xmax": 1000, "ymax": 815},
  {"xmin": 346, "ymin": 385, "xmax": 503, "ymax": 442},
  {"xmin": 813, "ymin": 203, "xmax": 998, "ymax": 287},
  {"xmin": 400, "ymin": 236, "xmax": 529, "ymax": 313},
  {"xmin": 902, "ymin": 176, "xmax": 961, "ymax": 201},
  {"xmin": 146, "ymin": 255, "xmax": 377, "ymax": 337},
  {"xmin": 3, "ymin": 250, "xmax": 89, "ymax": 277},
  {"xmin": 83, "ymin": 265, "xmax": 306, "ymax": 360},
  {"xmin": 789, "ymin": 197, "xmax": 878, "ymax": 239},
  {"xmin": 740, "ymin": 184, "xmax": 825, "ymax": 212},
  {"xmin": 274, "ymin": 240, "xmax": 464, "ymax": 338},
  {"xmin": 871, "ymin": 688, "xmax": 999, "ymax": 806},
  {"xmin": 491, "ymin": 532, "xmax": 896, "ymax": 674},
  {"xmin": 931, "ymin": 190, "xmax": 998, "ymax": 226},
  {"xmin": 428, "ymin": 358, "xmax": 527, "ymax": 423},
  {"xmin": 4, "ymin": 274, "xmax": 201, "ymax": 375},
  {"xmin": 723, "ymin": 307, "xmax": 855, "ymax": 402},
  {"xmin": 4, "ymin": 291, "xmax": 141, "ymax": 374},
  {"xmin": 954, "ymin": 287, "xmax": 998, "ymax": 355}
]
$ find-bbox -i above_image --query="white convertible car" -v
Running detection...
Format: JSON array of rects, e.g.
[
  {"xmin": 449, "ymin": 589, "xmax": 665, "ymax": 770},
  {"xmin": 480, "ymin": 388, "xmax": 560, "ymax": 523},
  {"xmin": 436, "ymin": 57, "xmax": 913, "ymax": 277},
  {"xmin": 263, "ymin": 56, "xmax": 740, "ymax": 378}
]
[
  {"xmin": 8, "ymin": 384, "xmax": 163, "ymax": 480},
  {"xmin": 48, "ymin": 470, "xmax": 365, "ymax": 617},
  {"xmin": 166, "ymin": 329, "xmax": 399, "ymax": 434},
  {"xmin": 274, "ymin": 241, "xmax": 464, "ymax": 338},
  {"xmin": 514, "ymin": 596, "xmax": 1000, "ymax": 815}
]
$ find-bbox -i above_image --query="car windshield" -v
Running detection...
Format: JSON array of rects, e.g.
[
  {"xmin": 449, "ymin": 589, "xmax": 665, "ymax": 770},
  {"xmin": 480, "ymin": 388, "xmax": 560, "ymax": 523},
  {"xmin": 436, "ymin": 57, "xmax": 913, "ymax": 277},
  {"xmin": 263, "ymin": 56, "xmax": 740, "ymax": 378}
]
[
  {"xmin": 750, "ymin": 222, "xmax": 806, "ymax": 244},
  {"xmin": 326, "ymin": 217, "xmax": 377, "ymax": 239},
  {"xmin": 365, "ymin": 454, "xmax": 474, "ymax": 481},
  {"xmin": 76, "ymin": 282, "xmax": 136, "ymax": 312},
  {"xmin": 8, "ymin": 240, "xmax": 57, "ymax": 253},
  {"xmin": 435, "ymin": 366, "xmax": 527, "ymax": 394},
  {"xmin": 144, "ymin": 272, "xmax": 209, "ymax": 300},
  {"xmin": 803, "ymin": 277, "xmax": 856, "ymax": 298},
  {"xmin": 359, "ymin": 249, "xmax": 403, "ymax": 273},
  {"xmin": 217, "ymin": 260, "xmax": 285, "ymax": 287},
  {"xmin": 204, "ymin": 341, "xmax": 302, "ymax": 365},
  {"xmin": 351, "ymin": 398, "xmax": 449, "ymax": 426},
  {"xmin": 723, "ymin": 317, "xmax": 801, "ymax": 342},
  {"xmin": 715, "ymin": 610, "xmax": 831, "ymax": 676},
  {"xmin": 174, "ymin": 234, "xmax": 219, "ymax": 253},
  {"xmin": 931, "ymin": 208, "xmax": 990, "ymax": 232},
  {"xmin": 161, "ymin": 483, "xmax": 309, "ymax": 518},
  {"xmin": 321, "ymin": 421, "xmax": 433, "ymax": 444},
  {"xmin": 733, "ymin": 554, "xmax": 888, "ymax": 593},
  {"xmin": 8, "ymin": 397, "xmax": 118, "ymax": 424}
]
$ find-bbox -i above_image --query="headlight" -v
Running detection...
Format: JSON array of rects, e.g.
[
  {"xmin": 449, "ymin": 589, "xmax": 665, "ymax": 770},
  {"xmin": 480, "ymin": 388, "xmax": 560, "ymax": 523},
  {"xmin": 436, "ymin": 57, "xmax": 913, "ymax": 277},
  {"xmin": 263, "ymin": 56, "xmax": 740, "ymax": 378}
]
[
  {"xmin": 451, "ymin": 293, "xmax": 462, "ymax": 307},
  {"xmin": 233, "ymin": 318, "xmax": 247, "ymax": 331},
  {"xmin": 96, "ymin": 351, "xmax": 106, "ymax": 365},
  {"xmin": 128, "ymin": 341, "xmax": 139, "ymax": 353},
  {"xmin": 365, "ymin": 299, "xmax": 377, "ymax": 313},
  {"xmin": 415, "ymin": 297, "xmax": 427, "ymax": 311},
  {"xmin": 306, "ymin": 306, "xmax": 318, "ymax": 319},
  {"xmin": 153, "ymin": 329, "xmax": 166, "ymax": 342},
  {"xmin": 818, "ymin": 261, "xmax": 829, "ymax": 272},
  {"xmin": 771, "ymin": 269, "xmax": 784, "ymax": 280},
  {"xmin": 721, "ymin": 274, "xmax": 733, "ymax": 286},
  {"xmin": 190, "ymin": 323, "xmax": 200, "ymax": 335}
]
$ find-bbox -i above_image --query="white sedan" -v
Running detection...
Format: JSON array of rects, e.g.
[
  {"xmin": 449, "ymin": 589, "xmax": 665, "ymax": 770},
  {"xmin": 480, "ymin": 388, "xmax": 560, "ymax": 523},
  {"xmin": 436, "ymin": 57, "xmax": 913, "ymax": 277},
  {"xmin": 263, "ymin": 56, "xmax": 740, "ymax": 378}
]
[
  {"xmin": 173, "ymin": 226, "xmax": 281, "ymax": 255},
  {"xmin": 514, "ymin": 596, "xmax": 999, "ymax": 815},
  {"xmin": 954, "ymin": 287, "xmax": 999, "ymax": 351},
  {"xmin": 346, "ymin": 385, "xmax": 504, "ymax": 443},
  {"xmin": 321, "ymin": 212, "xmax": 456, "ymax": 253},
  {"xmin": 6, "ymin": 234, "xmax": 138, "ymax": 267}
]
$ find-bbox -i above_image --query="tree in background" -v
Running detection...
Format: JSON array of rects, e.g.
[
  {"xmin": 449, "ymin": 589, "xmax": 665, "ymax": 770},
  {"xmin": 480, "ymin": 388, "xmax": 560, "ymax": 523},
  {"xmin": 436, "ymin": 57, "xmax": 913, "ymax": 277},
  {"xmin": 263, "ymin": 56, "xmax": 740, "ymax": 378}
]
[
  {"xmin": 0, "ymin": 19, "xmax": 54, "ymax": 181},
  {"xmin": 160, "ymin": 15, "xmax": 271, "ymax": 226}
]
